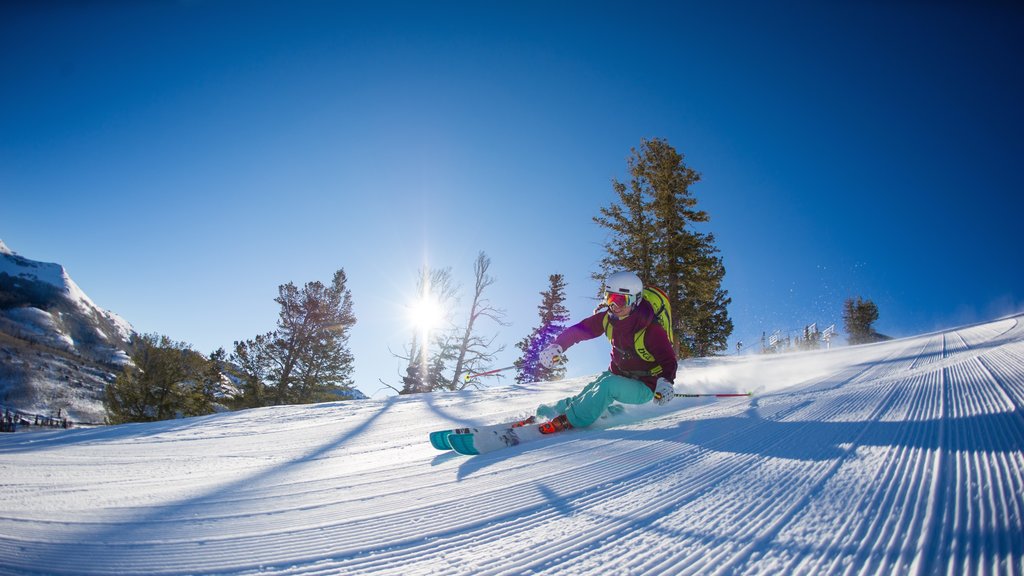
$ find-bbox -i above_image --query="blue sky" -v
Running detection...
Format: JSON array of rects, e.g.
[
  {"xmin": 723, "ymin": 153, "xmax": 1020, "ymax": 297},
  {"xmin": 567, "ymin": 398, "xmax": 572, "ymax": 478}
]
[{"xmin": 2, "ymin": 1, "xmax": 1022, "ymax": 395}]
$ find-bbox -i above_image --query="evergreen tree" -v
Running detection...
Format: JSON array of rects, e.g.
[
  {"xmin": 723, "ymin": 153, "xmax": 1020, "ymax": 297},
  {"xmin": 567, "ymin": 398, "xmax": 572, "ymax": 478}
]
[
  {"xmin": 180, "ymin": 347, "xmax": 223, "ymax": 417},
  {"xmin": 667, "ymin": 236, "xmax": 732, "ymax": 357},
  {"xmin": 231, "ymin": 270, "xmax": 356, "ymax": 406},
  {"xmin": 798, "ymin": 325, "xmax": 822, "ymax": 351},
  {"xmin": 843, "ymin": 297, "xmax": 881, "ymax": 345},
  {"xmin": 594, "ymin": 138, "xmax": 733, "ymax": 358},
  {"xmin": 515, "ymin": 274, "xmax": 570, "ymax": 384},
  {"xmin": 230, "ymin": 333, "xmax": 271, "ymax": 408},
  {"xmin": 104, "ymin": 333, "xmax": 207, "ymax": 424}
]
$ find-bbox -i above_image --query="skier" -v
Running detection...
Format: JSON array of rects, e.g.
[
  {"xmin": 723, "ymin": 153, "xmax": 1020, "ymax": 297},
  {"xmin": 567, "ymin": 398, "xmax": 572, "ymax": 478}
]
[{"xmin": 535, "ymin": 271, "xmax": 678, "ymax": 434}]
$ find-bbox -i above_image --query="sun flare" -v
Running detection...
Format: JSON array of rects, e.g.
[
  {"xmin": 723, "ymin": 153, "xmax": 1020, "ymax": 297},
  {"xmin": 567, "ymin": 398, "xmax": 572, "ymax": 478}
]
[{"xmin": 408, "ymin": 296, "xmax": 445, "ymax": 334}]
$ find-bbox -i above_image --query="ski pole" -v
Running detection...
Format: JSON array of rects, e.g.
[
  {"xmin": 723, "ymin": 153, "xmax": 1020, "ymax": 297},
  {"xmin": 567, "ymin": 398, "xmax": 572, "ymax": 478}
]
[
  {"xmin": 463, "ymin": 365, "xmax": 517, "ymax": 382},
  {"xmin": 674, "ymin": 392, "xmax": 753, "ymax": 398}
]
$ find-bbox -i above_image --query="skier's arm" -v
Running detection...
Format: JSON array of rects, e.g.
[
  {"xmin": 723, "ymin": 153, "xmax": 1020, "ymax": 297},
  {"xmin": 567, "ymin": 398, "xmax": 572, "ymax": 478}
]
[{"xmin": 552, "ymin": 313, "xmax": 606, "ymax": 351}]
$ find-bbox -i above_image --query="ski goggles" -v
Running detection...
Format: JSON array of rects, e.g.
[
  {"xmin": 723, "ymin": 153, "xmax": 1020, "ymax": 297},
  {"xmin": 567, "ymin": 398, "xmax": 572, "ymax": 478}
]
[{"xmin": 605, "ymin": 291, "xmax": 637, "ymax": 308}]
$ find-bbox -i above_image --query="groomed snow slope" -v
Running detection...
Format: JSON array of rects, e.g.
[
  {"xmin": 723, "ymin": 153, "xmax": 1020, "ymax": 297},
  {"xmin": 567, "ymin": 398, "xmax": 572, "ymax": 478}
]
[{"xmin": 2, "ymin": 315, "xmax": 1023, "ymax": 575}]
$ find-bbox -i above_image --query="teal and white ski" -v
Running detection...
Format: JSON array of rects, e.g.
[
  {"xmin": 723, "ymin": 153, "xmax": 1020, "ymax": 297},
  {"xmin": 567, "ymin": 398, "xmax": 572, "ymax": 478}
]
[
  {"xmin": 429, "ymin": 416, "xmax": 536, "ymax": 452},
  {"xmin": 447, "ymin": 422, "xmax": 547, "ymax": 455}
]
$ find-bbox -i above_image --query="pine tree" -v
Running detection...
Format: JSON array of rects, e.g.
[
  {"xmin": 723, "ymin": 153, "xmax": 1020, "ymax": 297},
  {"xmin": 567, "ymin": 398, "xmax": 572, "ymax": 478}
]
[
  {"xmin": 179, "ymin": 347, "xmax": 223, "ymax": 417},
  {"xmin": 230, "ymin": 333, "xmax": 271, "ymax": 408},
  {"xmin": 191, "ymin": 347, "xmax": 226, "ymax": 414},
  {"xmin": 843, "ymin": 297, "xmax": 881, "ymax": 345},
  {"xmin": 104, "ymin": 333, "xmax": 207, "ymax": 424},
  {"xmin": 515, "ymin": 274, "xmax": 571, "ymax": 384},
  {"xmin": 798, "ymin": 325, "xmax": 822, "ymax": 351},
  {"xmin": 231, "ymin": 270, "xmax": 356, "ymax": 406},
  {"xmin": 594, "ymin": 138, "xmax": 733, "ymax": 358}
]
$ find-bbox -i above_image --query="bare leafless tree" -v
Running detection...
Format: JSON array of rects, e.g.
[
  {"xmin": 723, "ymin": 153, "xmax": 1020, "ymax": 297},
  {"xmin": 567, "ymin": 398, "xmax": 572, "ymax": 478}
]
[{"xmin": 447, "ymin": 252, "xmax": 509, "ymax": 390}]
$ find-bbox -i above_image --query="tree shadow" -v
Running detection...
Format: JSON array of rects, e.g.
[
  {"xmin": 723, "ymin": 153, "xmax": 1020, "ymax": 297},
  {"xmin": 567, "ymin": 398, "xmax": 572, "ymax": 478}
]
[
  {"xmin": 0, "ymin": 411, "xmax": 232, "ymax": 454},
  {"xmin": 7, "ymin": 396, "xmax": 399, "ymax": 574}
]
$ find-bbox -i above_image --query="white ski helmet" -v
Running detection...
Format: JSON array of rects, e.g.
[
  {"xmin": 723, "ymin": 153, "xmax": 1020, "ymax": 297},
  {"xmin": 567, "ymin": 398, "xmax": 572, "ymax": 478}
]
[{"xmin": 604, "ymin": 271, "xmax": 643, "ymax": 307}]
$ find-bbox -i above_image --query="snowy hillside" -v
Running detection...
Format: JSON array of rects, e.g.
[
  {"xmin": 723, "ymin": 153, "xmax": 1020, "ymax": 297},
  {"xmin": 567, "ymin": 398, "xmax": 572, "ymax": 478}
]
[
  {"xmin": 0, "ymin": 241, "xmax": 132, "ymax": 344},
  {"xmin": 1, "ymin": 315, "xmax": 1022, "ymax": 575},
  {"xmin": 0, "ymin": 240, "xmax": 134, "ymax": 422}
]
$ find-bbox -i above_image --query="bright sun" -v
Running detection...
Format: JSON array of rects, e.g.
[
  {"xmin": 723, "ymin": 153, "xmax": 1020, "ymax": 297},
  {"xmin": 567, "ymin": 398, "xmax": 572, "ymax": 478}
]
[{"xmin": 408, "ymin": 296, "xmax": 445, "ymax": 333}]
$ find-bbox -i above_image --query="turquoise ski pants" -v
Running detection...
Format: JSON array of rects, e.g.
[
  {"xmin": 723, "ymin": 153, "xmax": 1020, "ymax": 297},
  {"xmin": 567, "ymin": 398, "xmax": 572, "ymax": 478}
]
[{"xmin": 538, "ymin": 371, "xmax": 654, "ymax": 428}]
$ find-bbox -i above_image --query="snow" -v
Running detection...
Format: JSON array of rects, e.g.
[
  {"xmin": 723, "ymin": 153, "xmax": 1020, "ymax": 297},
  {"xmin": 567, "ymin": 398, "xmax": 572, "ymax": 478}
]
[
  {"xmin": 2, "ymin": 307, "xmax": 75, "ymax": 349},
  {"xmin": 1, "ymin": 315, "xmax": 1022, "ymax": 575},
  {"xmin": 0, "ymin": 251, "xmax": 66, "ymax": 289},
  {"xmin": 98, "ymin": 308, "xmax": 134, "ymax": 342},
  {"xmin": 0, "ymin": 245, "xmax": 132, "ymax": 338}
]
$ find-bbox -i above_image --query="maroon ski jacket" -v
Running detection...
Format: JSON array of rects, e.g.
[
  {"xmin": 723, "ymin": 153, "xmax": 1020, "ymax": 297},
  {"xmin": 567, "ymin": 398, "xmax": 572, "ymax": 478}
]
[{"xmin": 552, "ymin": 298, "xmax": 678, "ymax": 392}]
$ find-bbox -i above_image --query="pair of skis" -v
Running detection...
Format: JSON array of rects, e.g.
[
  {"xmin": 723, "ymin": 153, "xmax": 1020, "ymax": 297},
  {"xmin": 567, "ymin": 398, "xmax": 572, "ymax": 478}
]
[
  {"xmin": 430, "ymin": 416, "xmax": 552, "ymax": 456},
  {"xmin": 430, "ymin": 391, "xmax": 753, "ymax": 456}
]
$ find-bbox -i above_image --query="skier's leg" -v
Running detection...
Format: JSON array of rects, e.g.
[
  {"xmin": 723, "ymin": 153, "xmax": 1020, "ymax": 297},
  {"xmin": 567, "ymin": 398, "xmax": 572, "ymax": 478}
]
[
  {"xmin": 536, "ymin": 372, "xmax": 609, "ymax": 419},
  {"xmin": 564, "ymin": 373, "xmax": 653, "ymax": 428}
]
